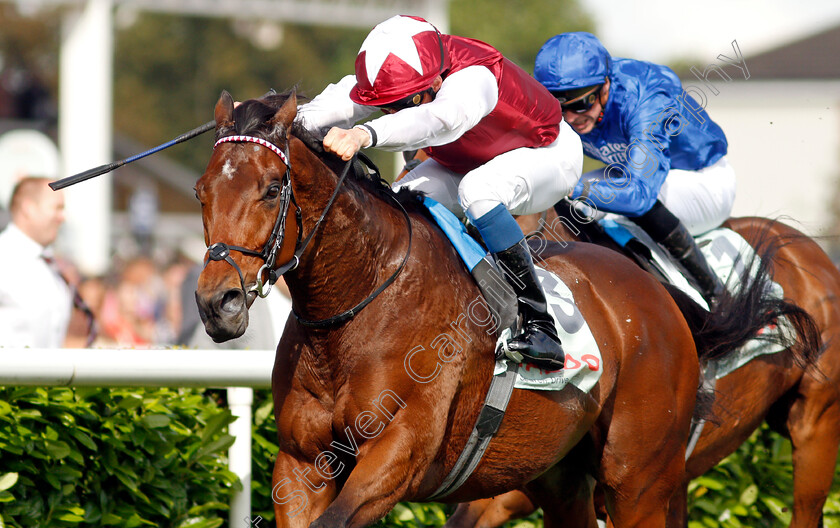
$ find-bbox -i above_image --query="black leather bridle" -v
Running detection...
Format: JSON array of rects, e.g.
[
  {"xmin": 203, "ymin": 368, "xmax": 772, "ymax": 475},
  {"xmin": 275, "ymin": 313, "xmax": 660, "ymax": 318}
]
[
  {"xmin": 204, "ymin": 134, "xmax": 412, "ymax": 328},
  {"xmin": 205, "ymin": 135, "xmax": 299, "ymax": 299}
]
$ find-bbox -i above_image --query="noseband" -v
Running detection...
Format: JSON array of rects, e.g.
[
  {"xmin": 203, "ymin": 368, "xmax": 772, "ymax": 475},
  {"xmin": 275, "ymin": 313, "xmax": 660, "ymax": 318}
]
[{"xmin": 204, "ymin": 133, "xmax": 412, "ymax": 328}]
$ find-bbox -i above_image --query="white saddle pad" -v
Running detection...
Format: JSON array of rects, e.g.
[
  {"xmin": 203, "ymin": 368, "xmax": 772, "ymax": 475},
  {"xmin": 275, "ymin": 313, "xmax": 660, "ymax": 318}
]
[
  {"xmin": 602, "ymin": 215, "xmax": 791, "ymax": 379},
  {"xmin": 494, "ymin": 267, "xmax": 603, "ymax": 392}
]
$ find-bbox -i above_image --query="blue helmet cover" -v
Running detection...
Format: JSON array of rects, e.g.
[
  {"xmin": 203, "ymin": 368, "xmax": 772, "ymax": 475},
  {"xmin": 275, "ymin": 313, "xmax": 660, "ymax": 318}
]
[{"xmin": 534, "ymin": 32, "xmax": 610, "ymax": 91}]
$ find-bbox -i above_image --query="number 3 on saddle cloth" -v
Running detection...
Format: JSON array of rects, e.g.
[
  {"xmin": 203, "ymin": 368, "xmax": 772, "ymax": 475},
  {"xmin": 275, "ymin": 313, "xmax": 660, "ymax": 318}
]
[
  {"xmin": 598, "ymin": 214, "xmax": 791, "ymax": 379},
  {"xmin": 423, "ymin": 198, "xmax": 604, "ymax": 394}
]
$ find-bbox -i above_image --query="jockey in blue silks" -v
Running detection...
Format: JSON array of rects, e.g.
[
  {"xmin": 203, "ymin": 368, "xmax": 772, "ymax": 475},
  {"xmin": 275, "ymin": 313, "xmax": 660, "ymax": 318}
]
[{"xmin": 534, "ymin": 32, "xmax": 734, "ymax": 306}]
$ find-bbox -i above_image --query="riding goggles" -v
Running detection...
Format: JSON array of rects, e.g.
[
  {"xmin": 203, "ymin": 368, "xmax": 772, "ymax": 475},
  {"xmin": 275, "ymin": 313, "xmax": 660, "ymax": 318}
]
[
  {"xmin": 376, "ymin": 88, "xmax": 435, "ymax": 112},
  {"xmin": 551, "ymin": 84, "xmax": 602, "ymax": 113}
]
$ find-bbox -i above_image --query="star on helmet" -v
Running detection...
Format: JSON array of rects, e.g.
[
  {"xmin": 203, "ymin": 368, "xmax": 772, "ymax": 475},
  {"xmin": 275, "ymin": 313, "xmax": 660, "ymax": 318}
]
[
  {"xmin": 350, "ymin": 15, "xmax": 448, "ymax": 106},
  {"xmin": 359, "ymin": 16, "xmax": 431, "ymax": 82}
]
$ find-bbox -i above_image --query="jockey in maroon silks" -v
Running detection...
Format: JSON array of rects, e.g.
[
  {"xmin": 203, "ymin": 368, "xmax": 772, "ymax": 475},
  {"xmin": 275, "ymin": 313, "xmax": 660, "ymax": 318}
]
[{"xmin": 297, "ymin": 15, "xmax": 582, "ymax": 371}]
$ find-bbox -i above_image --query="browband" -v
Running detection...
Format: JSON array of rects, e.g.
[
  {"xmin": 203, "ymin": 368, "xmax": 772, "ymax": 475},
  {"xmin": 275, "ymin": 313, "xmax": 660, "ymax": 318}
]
[{"xmin": 215, "ymin": 135, "xmax": 289, "ymax": 166}]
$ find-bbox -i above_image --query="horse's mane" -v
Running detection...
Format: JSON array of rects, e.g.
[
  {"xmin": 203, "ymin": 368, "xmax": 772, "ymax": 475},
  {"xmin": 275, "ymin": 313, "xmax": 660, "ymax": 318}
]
[{"xmin": 220, "ymin": 90, "xmax": 426, "ymax": 212}]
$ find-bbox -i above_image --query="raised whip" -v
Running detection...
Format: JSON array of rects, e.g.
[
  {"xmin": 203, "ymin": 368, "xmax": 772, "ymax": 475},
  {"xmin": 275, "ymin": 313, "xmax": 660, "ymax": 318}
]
[{"xmin": 49, "ymin": 89, "xmax": 275, "ymax": 191}]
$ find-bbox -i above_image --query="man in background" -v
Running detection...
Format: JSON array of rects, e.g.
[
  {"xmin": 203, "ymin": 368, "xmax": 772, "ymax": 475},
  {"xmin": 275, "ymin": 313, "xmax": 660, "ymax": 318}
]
[{"xmin": 0, "ymin": 177, "xmax": 72, "ymax": 347}]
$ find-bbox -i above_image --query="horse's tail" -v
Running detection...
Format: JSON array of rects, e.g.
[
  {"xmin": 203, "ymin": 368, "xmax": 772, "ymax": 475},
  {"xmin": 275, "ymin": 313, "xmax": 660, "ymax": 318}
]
[{"xmin": 663, "ymin": 231, "xmax": 822, "ymax": 369}]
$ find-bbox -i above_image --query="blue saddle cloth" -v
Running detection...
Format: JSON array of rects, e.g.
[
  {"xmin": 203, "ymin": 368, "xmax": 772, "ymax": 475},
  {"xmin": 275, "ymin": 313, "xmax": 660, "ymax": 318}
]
[
  {"xmin": 599, "ymin": 218, "xmax": 634, "ymax": 247},
  {"xmin": 422, "ymin": 198, "xmax": 517, "ymax": 330},
  {"xmin": 423, "ymin": 197, "xmax": 486, "ymax": 271}
]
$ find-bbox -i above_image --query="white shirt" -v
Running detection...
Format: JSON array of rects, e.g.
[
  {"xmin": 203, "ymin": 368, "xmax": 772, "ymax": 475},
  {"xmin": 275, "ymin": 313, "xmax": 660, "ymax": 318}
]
[
  {"xmin": 296, "ymin": 66, "xmax": 499, "ymax": 151},
  {"xmin": 0, "ymin": 223, "xmax": 72, "ymax": 348}
]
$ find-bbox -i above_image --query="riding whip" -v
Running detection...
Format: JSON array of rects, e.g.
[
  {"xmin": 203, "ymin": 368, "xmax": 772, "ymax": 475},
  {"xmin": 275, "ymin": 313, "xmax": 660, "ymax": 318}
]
[{"xmin": 49, "ymin": 89, "xmax": 276, "ymax": 191}]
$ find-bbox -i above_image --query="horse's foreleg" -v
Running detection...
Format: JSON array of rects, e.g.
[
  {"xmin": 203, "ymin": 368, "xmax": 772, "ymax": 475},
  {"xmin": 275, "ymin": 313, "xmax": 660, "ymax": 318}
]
[
  {"xmin": 666, "ymin": 483, "xmax": 689, "ymax": 528},
  {"xmin": 444, "ymin": 491, "xmax": 536, "ymax": 528},
  {"xmin": 600, "ymin": 425, "xmax": 685, "ymax": 528},
  {"xmin": 444, "ymin": 499, "xmax": 494, "ymax": 528},
  {"xmin": 474, "ymin": 490, "xmax": 536, "ymax": 528},
  {"xmin": 307, "ymin": 425, "xmax": 428, "ymax": 528},
  {"xmin": 271, "ymin": 452, "xmax": 337, "ymax": 528},
  {"xmin": 786, "ymin": 380, "xmax": 840, "ymax": 528},
  {"xmin": 599, "ymin": 368, "xmax": 694, "ymax": 527},
  {"xmin": 525, "ymin": 445, "xmax": 599, "ymax": 528}
]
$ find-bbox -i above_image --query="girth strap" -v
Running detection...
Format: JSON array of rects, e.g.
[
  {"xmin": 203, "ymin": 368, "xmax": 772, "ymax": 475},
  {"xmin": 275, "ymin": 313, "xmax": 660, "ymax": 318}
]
[{"xmin": 427, "ymin": 361, "xmax": 520, "ymax": 500}]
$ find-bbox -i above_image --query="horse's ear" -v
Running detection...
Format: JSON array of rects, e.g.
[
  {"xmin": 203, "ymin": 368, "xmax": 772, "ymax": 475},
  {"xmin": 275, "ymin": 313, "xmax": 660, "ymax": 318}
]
[
  {"xmin": 215, "ymin": 90, "xmax": 235, "ymax": 129},
  {"xmin": 269, "ymin": 91, "xmax": 297, "ymax": 131}
]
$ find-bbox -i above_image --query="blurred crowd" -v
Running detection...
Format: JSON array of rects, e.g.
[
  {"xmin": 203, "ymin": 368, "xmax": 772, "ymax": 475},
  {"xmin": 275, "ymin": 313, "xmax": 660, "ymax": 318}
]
[
  {"xmin": 0, "ymin": 177, "xmax": 291, "ymax": 350},
  {"xmin": 60, "ymin": 252, "xmax": 291, "ymax": 349},
  {"xmin": 63, "ymin": 254, "xmax": 189, "ymax": 348}
]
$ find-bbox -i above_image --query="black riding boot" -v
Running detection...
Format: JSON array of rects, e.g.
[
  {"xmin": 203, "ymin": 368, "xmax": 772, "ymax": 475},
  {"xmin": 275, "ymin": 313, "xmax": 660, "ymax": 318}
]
[
  {"xmin": 631, "ymin": 201, "xmax": 725, "ymax": 308},
  {"xmin": 494, "ymin": 240, "xmax": 565, "ymax": 371},
  {"xmin": 660, "ymin": 223, "xmax": 725, "ymax": 307}
]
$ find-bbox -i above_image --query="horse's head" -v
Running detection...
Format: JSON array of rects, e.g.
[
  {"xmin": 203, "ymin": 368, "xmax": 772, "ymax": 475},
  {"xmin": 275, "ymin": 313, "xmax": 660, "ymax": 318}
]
[{"xmin": 194, "ymin": 90, "xmax": 300, "ymax": 342}]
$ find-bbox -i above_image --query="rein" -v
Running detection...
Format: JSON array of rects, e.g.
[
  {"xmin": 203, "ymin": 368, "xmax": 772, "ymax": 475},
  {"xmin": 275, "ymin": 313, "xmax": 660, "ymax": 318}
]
[{"xmin": 205, "ymin": 134, "xmax": 413, "ymax": 329}]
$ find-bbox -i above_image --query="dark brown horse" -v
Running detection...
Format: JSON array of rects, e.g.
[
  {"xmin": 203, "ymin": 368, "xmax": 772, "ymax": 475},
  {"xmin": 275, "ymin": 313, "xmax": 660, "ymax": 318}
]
[
  {"xmin": 447, "ymin": 207, "xmax": 840, "ymax": 528},
  {"xmin": 194, "ymin": 91, "xmax": 817, "ymax": 528}
]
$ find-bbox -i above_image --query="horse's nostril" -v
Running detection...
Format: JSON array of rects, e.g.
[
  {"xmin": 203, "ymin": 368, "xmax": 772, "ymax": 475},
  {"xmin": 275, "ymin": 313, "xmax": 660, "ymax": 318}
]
[{"xmin": 219, "ymin": 289, "xmax": 244, "ymax": 314}]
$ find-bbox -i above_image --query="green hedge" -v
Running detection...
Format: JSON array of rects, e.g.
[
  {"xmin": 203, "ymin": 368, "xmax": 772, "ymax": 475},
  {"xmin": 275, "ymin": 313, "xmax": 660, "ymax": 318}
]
[
  {"xmin": 0, "ymin": 387, "xmax": 239, "ymax": 528},
  {"xmin": 3, "ymin": 388, "xmax": 839, "ymax": 528},
  {"xmin": 687, "ymin": 423, "xmax": 840, "ymax": 528}
]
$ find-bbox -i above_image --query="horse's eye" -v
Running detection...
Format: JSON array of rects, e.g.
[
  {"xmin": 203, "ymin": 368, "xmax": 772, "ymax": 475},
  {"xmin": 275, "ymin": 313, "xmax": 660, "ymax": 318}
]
[{"xmin": 265, "ymin": 184, "xmax": 281, "ymax": 200}]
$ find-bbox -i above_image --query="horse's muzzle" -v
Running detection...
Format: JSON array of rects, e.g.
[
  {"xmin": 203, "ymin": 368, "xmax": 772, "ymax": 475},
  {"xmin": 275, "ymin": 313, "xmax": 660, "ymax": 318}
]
[{"xmin": 195, "ymin": 287, "xmax": 252, "ymax": 342}]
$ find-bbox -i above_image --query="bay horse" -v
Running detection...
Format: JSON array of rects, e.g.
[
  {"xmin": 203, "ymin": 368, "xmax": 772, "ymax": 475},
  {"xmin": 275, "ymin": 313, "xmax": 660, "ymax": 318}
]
[
  {"xmin": 447, "ymin": 206, "xmax": 840, "ymax": 528},
  {"xmin": 194, "ymin": 91, "xmax": 818, "ymax": 528}
]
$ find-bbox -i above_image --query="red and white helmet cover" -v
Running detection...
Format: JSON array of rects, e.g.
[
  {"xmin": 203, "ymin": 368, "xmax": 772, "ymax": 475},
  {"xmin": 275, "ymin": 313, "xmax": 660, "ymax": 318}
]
[{"xmin": 350, "ymin": 15, "xmax": 449, "ymax": 106}]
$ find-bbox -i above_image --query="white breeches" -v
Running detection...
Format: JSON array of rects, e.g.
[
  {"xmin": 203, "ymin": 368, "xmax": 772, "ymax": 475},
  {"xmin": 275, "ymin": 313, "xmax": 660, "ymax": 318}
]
[
  {"xmin": 394, "ymin": 120, "xmax": 583, "ymax": 219},
  {"xmin": 658, "ymin": 156, "xmax": 736, "ymax": 235}
]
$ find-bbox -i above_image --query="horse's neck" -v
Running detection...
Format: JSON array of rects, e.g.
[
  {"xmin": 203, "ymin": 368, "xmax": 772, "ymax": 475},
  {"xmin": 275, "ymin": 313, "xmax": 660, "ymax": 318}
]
[
  {"xmin": 280, "ymin": 144, "xmax": 493, "ymax": 407},
  {"xmin": 285, "ymin": 142, "xmax": 408, "ymax": 324}
]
